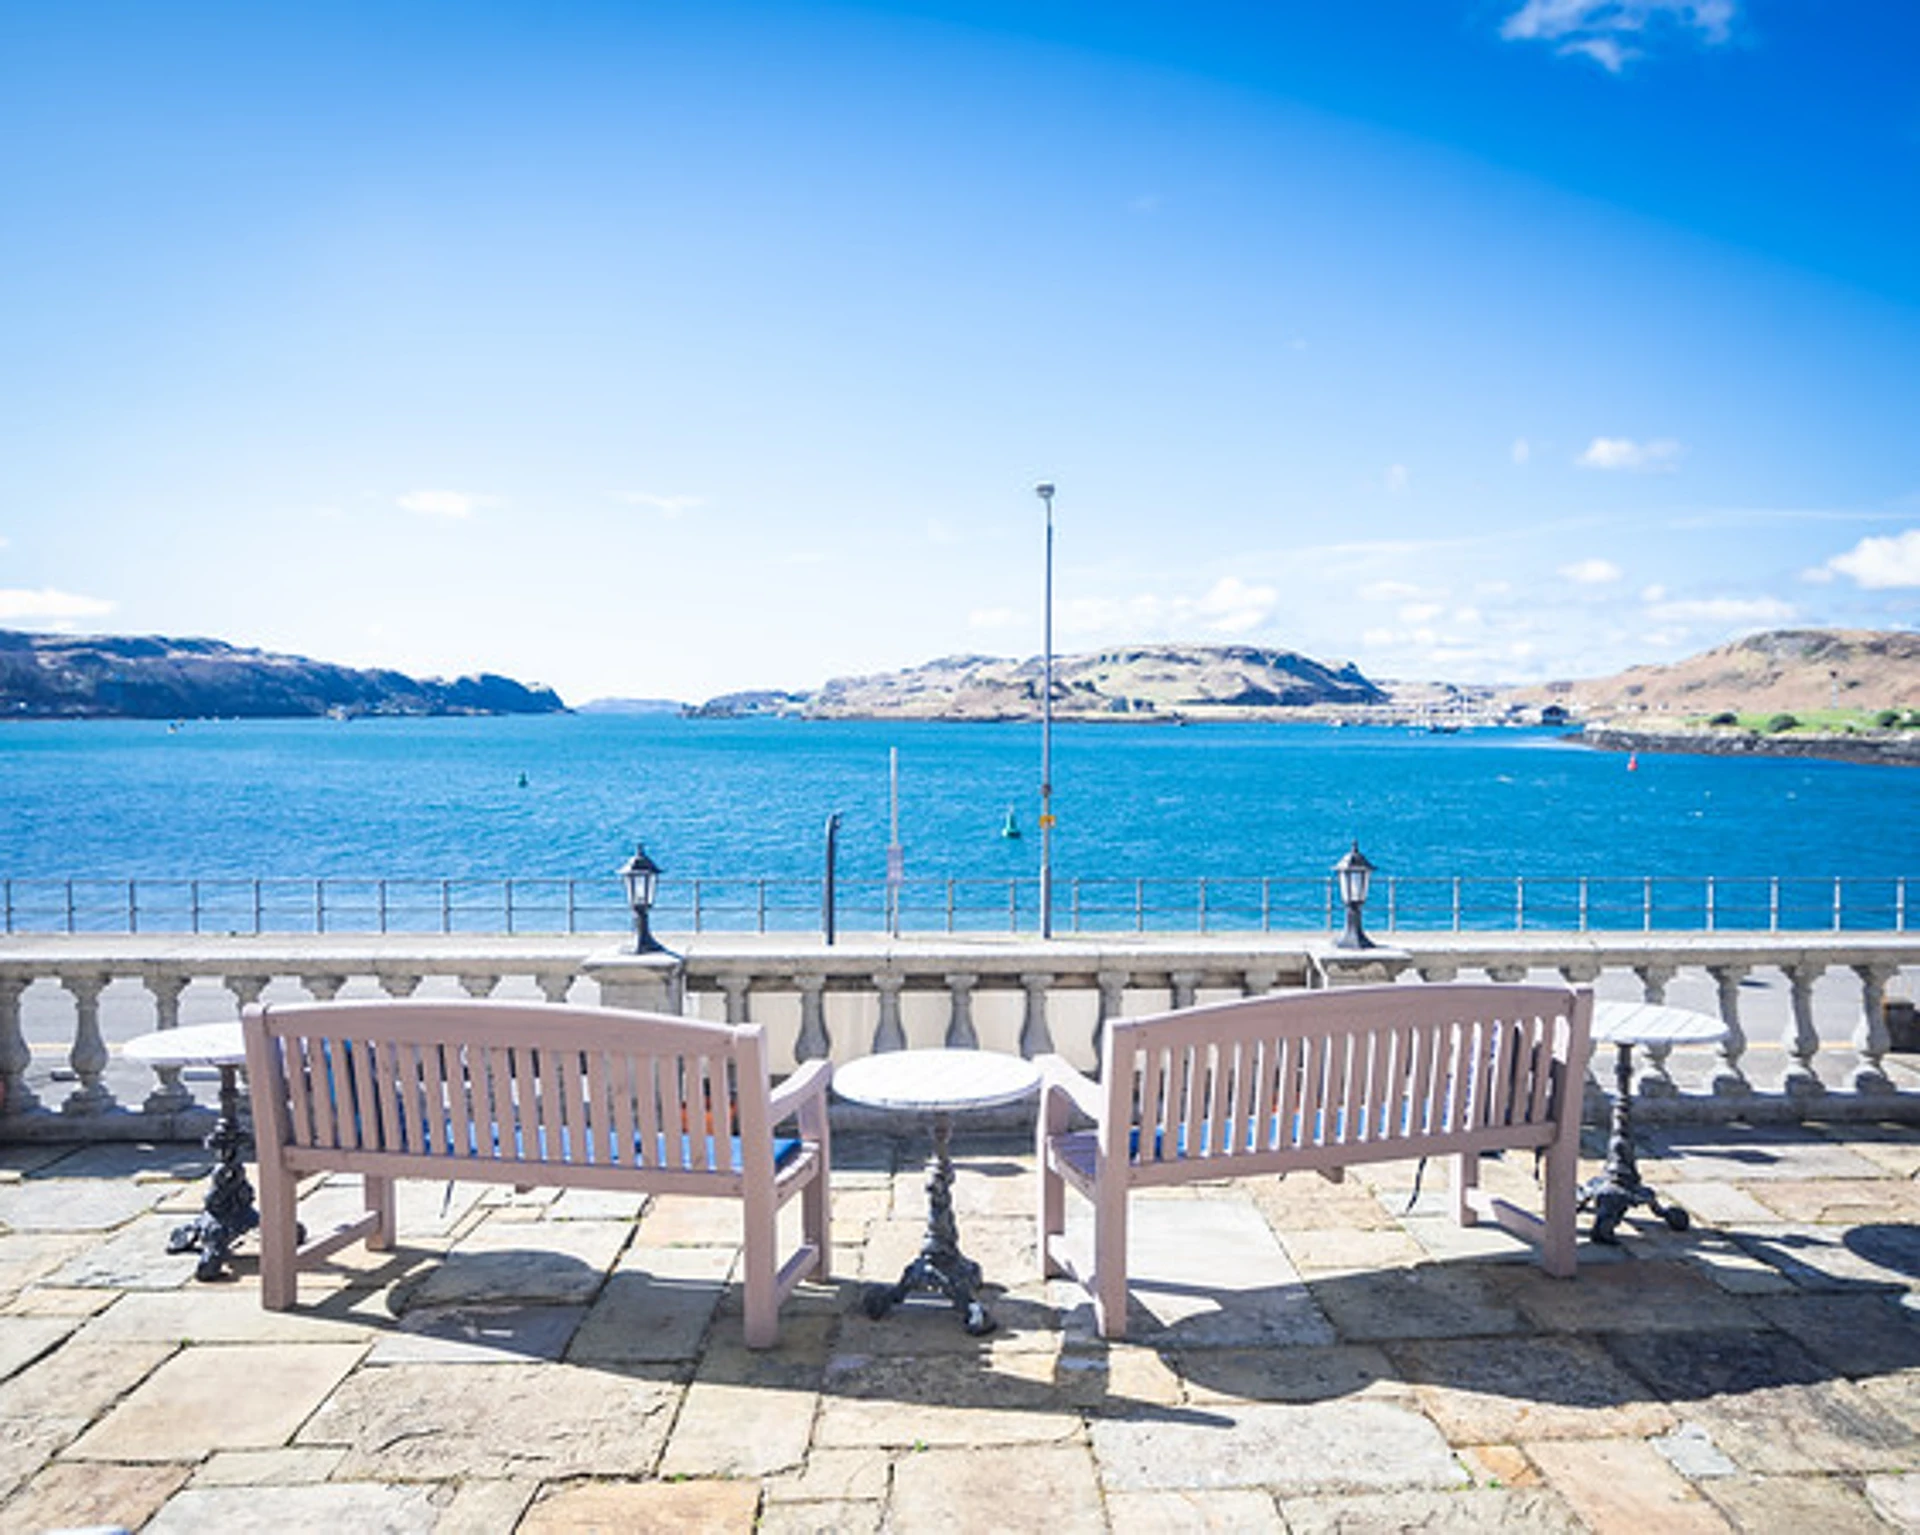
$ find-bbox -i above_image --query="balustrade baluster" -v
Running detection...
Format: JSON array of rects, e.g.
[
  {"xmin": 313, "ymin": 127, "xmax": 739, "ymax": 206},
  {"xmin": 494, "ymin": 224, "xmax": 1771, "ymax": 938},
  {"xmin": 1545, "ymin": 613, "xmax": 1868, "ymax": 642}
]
[
  {"xmin": 0, "ymin": 975, "xmax": 40, "ymax": 1115},
  {"xmin": 944, "ymin": 973, "xmax": 979, "ymax": 1049},
  {"xmin": 1708, "ymin": 963, "xmax": 1751, "ymax": 1096},
  {"xmin": 60, "ymin": 972, "xmax": 114, "ymax": 1116},
  {"xmin": 535, "ymin": 973, "xmax": 574, "ymax": 1004},
  {"xmin": 1852, "ymin": 962, "xmax": 1897, "ymax": 1094},
  {"xmin": 458, "ymin": 974, "xmax": 500, "ymax": 998},
  {"xmin": 718, "ymin": 974, "xmax": 753, "ymax": 1025},
  {"xmin": 1019, "ymin": 973, "xmax": 1053, "ymax": 1057},
  {"xmin": 1170, "ymin": 969, "xmax": 1202, "ymax": 1012},
  {"xmin": 871, "ymin": 973, "xmax": 907, "ymax": 1053},
  {"xmin": 1782, "ymin": 961, "xmax": 1826, "ymax": 1098},
  {"xmin": 794, "ymin": 974, "xmax": 831, "ymax": 1062},
  {"xmin": 1633, "ymin": 963, "xmax": 1679, "ymax": 1098},
  {"xmin": 140, "ymin": 973, "xmax": 194, "ymax": 1115},
  {"xmin": 378, "ymin": 973, "xmax": 423, "ymax": 998}
]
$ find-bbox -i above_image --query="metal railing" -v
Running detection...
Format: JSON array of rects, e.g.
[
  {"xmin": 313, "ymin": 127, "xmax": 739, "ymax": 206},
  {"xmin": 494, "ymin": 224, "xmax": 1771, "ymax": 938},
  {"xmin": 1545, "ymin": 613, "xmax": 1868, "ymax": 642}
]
[{"xmin": 0, "ymin": 872, "xmax": 1911, "ymax": 937}]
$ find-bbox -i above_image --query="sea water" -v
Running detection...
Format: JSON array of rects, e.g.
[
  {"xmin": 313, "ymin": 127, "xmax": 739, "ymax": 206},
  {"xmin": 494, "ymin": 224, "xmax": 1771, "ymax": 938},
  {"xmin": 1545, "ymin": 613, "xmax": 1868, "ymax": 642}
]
[{"xmin": 0, "ymin": 714, "xmax": 1914, "ymax": 933}]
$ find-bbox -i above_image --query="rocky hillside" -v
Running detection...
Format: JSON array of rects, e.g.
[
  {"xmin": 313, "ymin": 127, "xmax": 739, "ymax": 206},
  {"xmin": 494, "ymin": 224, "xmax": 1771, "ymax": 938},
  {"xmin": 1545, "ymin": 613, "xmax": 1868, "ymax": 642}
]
[
  {"xmin": 1505, "ymin": 629, "xmax": 1920, "ymax": 717},
  {"xmin": 706, "ymin": 644, "xmax": 1389, "ymax": 720},
  {"xmin": 0, "ymin": 631, "xmax": 566, "ymax": 719}
]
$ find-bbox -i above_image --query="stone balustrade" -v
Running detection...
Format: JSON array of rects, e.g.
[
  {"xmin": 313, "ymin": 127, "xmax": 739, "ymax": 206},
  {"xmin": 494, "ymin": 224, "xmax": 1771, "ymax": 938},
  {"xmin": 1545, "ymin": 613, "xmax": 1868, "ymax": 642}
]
[{"xmin": 1, "ymin": 930, "xmax": 1915, "ymax": 1141}]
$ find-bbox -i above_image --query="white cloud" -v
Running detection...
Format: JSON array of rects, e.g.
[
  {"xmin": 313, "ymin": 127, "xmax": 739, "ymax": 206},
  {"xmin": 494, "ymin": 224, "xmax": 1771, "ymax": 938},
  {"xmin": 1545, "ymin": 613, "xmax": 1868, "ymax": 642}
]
[
  {"xmin": 1560, "ymin": 557, "xmax": 1624, "ymax": 585},
  {"xmin": 926, "ymin": 518, "xmax": 959, "ymax": 546},
  {"xmin": 1400, "ymin": 602, "xmax": 1445, "ymax": 625},
  {"xmin": 397, "ymin": 489, "xmax": 493, "ymax": 520},
  {"xmin": 1501, "ymin": 1, "xmax": 1736, "ymax": 71},
  {"xmin": 1577, "ymin": 437, "xmax": 1682, "ymax": 472},
  {"xmin": 0, "ymin": 587, "xmax": 115, "ymax": 622},
  {"xmin": 968, "ymin": 607, "xmax": 1022, "ymax": 631},
  {"xmin": 1511, "ymin": 438, "xmax": 1531, "ymax": 465},
  {"xmin": 1359, "ymin": 580, "xmax": 1428, "ymax": 602},
  {"xmin": 1646, "ymin": 594, "xmax": 1795, "ymax": 625},
  {"xmin": 1641, "ymin": 584, "xmax": 1667, "ymax": 602},
  {"xmin": 619, "ymin": 491, "xmax": 702, "ymax": 518},
  {"xmin": 1383, "ymin": 464, "xmax": 1410, "ymax": 493},
  {"xmin": 1820, "ymin": 528, "xmax": 1920, "ymax": 589},
  {"xmin": 1194, "ymin": 575, "xmax": 1278, "ymax": 633}
]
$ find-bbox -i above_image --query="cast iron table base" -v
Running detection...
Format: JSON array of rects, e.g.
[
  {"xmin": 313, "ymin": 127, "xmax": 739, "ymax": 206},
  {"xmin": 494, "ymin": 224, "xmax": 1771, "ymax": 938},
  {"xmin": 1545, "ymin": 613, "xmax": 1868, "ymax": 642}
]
[
  {"xmin": 863, "ymin": 1110, "xmax": 997, "ymax": 1335},
  {"xmin": 166, "ymin": 1063, "xmax": 260, "ymax": 1281},
  {"xmin": 1578, "ymin": 1042, "xmax": 1692, "ymax": 1243}
]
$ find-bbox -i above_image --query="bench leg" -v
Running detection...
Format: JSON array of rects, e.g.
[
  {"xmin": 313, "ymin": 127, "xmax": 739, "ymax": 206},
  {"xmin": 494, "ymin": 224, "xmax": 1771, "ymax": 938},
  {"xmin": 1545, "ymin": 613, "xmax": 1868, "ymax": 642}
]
[
  {"xmin": 1092, "ymin": 1183, "xmax": 1129, "ymax": 1341},
  {"xmin": 257, "ymin": 1161, "xmax": 300, "ymax": 1311},
  {"xmin": 1038, "ymin": 1153, "xmax": 1066, "ymax": 1279},
  {"xmin": 365, "ymin": 1175, "xmax": 396, "ymax": 1252},
  {"xmin": 1451, "ymin": 1152, "xmax": 1479, "ymax": 1228},
  {"xmin": 1541, "ymin": 1133, "xmax": 1580, "ymax": 1278}
]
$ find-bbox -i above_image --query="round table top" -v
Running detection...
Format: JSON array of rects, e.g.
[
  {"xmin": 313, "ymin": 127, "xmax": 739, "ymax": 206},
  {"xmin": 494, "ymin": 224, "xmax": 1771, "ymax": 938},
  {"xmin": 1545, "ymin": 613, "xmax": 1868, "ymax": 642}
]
[
  {"xmin": 832, "ymin": 1048, "xmax": 1040, "ymax": 1114},
  {"xmin": 123, "ymin": 1021, "xmax": 246, "ymax": 1068},
  {"xmin": 1592, "ymin": 1000, "xmax": 1727, "ymax": 1048}
]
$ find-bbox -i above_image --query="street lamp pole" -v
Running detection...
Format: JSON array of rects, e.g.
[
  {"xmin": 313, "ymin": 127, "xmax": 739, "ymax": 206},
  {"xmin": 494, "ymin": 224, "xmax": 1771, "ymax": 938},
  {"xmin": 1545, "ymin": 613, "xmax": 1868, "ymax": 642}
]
[{"xmin": 1036, "ymin": 481, "xmax": 1056, "ymax": 939}]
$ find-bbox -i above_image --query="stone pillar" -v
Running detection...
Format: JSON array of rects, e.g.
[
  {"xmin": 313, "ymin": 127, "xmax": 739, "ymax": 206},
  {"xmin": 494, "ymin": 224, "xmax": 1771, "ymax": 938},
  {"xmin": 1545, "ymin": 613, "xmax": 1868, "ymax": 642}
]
[
  {"xmin": 1707, "ymin": 963, "xmax": 1751, "ymax": 1097},
  {"xmin": 1782, "ymin": 962, "xmax": 1826, "ymax": 1098},
  {"xmin": 1632, "ymin": 962, "xmax": 1679, "ymax": 1097},
  {"xmin": 717, "ymin": 974, "xmax": 753, "ymax": 1026},
  {"xmin": 1092, "ymin": 969, "xmax": 1129, "ymax": 1063},
  {"xmin": 141, "ymin": 973, "xmax": 194, "ymax": 1115},
  {"xmin": 871, "ymin": 973, "xmax": 907, "ymax": 1054},
  {"xmin": 61, "ymin": 972, "xmax": 114, "ymax": 1116},
  {"xmin": 1019, "ymin": 973, "xmax": 1054, "ymax": 1058},
  {"xmin": 1414, "ymin": 959, "xmax": 1460, "ymax": 984},
  {"xmin": 943, "ymin": 973, "xmax": 979, "ymax": 1049},
  {"xmin": 1310, "ymin": 944, "xmax": 1412, "ymax": 988},
  {"xmin": 1485, "ymin": 962, "xmax": 1530, "ymax": 984},
  {"xmin": 793, "ymin": 974, "xmax": 830, "ymax": 1062},
  {"xmin": 223, "ymin": 975, "xmax": 268, "ymax": 1015},
  {"xmin": 0, "ymin": 975, "xmax": 41, "ymax": 1115},
  {"xmin": 1242, "ymin": 967, "xmax": 1279, "ymax": 998},
  {"xmin": 1557, "ymin": 959, "xmax": 1602, "ymax": 987},
  {"xmin": 583, "ymin": 952, "xmax": 684, "ymax": 1015},
  {"xmin": 1852, "ymin": 962, "xmax": 1898, "ymax": 1095}
]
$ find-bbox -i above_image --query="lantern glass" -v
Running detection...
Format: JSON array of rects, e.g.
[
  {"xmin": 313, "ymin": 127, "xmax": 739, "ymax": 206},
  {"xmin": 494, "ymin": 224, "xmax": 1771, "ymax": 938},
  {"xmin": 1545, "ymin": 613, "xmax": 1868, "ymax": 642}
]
[
  {"xmin": 620, "ymin": 845, "xmax": 660, "ymax": 915},
  {"xmin": 1334, "ymin": 843, "xmax": 1374, "ymax": 906}
]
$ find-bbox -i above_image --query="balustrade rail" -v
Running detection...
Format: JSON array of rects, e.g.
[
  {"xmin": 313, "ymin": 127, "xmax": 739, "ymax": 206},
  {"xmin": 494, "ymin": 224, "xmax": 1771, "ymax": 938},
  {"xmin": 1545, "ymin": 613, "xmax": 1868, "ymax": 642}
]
[
  {"xmin": 2, "ymin": 871, "xmax": 1910, "ymax": 938},
  {"xmin": 2, "ymin": 930, "xmax": 1916, "ymax": 1142}
]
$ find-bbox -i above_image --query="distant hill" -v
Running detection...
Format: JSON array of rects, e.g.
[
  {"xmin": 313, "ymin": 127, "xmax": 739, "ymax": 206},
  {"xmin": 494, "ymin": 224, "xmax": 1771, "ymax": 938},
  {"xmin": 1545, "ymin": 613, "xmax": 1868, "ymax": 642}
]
[
  {"xmin": 0, "ymin": 631, "xmax": 567, "ymax": 719},
  {"xmin": 697, "ymin": 644, "xmax": 1390, "ymax": 720},
  {"xmin": 1503, "ymin": 629, "xmax": 1920, "ymax": 717}
]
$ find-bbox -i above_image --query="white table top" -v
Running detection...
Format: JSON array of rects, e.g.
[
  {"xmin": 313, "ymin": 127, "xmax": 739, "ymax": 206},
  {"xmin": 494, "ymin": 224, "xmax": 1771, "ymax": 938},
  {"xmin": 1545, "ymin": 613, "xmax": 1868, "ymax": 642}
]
[
  {"xmin": 833, "ymin": 1049, "xmax": 1040, "ymax": 1114},
  {"xmin": 1592, "ymin": 1000, "xmax": 1727, "ymax": 1048},
  {"xmin": 123, "ymin": 1021, "xmax": 246, "ymax": 1068}
]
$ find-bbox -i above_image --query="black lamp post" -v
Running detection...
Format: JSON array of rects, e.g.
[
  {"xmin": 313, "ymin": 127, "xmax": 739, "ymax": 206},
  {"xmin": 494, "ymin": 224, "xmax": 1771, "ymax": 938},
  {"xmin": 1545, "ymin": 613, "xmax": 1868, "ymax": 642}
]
[
  {"xmin": 619, "ymin": 843, "xmax": 665, "ymax": 954},
  {"xmin": 1333, "ymin": 842, "xmax": 1376, "ymax": 950}
]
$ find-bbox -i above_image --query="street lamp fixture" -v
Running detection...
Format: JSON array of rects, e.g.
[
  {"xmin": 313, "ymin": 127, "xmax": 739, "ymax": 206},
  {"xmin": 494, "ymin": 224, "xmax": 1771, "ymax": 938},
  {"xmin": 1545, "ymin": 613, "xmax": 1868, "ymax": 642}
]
[
  {"xmin": 1035, "ymin": 481, "xmax": 1056, "ymax": 939},
  {"xmin": 1333, "ymin": 842, "xmax": 1377, "ymax": 950},
  {"xmin": 618, "ymin": 842, "xmax": 665, "ymax": 954}
]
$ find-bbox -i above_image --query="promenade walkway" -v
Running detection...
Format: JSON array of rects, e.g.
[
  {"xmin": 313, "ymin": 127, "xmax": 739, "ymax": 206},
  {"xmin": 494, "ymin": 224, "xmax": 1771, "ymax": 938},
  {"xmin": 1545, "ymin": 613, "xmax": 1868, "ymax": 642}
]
[{"xmin": 2, "ymin": 1122, "xmax": 1917, "ymax": 1532}]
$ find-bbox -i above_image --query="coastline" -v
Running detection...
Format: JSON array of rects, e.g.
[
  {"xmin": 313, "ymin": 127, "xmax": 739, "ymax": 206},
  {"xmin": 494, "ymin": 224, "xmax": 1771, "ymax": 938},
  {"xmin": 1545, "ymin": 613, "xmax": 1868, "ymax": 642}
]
[{"xmin": 1580, "ymin": 723, "xmax": 1920, "ymax": 769}]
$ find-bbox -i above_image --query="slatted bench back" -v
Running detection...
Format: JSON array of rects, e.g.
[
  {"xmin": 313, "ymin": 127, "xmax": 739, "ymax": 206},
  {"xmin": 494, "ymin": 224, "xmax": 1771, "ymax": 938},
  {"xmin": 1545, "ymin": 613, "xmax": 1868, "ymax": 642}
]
[
  {"xmin": 1101, "ymin": 983, "xmax": 1589, "ymax": 1186},
  {"xmin": 245, "ymin": 999, "xmax": 775, "ymax": 1196}
]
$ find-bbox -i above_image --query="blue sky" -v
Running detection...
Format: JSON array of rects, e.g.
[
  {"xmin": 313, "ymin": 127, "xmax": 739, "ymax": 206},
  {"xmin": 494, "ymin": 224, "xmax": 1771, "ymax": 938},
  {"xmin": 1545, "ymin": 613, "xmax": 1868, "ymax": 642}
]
[{"xmin": 2, "ymin": 0, "xmax": 1915, "ymax": 704}]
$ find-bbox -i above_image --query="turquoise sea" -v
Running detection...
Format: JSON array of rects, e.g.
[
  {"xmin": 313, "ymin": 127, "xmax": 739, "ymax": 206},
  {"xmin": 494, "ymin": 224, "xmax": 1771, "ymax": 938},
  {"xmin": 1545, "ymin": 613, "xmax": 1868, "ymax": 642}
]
[{"xmin": 1, "ymin": 715, "xmax": 1915, "ymax": 934}]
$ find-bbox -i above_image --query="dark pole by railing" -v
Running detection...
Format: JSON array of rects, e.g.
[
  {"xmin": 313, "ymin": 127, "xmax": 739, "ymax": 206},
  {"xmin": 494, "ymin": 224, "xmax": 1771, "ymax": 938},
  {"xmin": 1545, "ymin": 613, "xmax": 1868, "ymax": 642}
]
[{"xmin": 822, "ymin": 812, "xmax": 841, "ymax": 946}]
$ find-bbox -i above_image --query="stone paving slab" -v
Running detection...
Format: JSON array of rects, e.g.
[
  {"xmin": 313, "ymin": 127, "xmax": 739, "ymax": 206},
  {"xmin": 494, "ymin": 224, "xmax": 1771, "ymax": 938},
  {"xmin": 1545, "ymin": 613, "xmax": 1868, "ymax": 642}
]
[
  {"xmin": 0, "ymin": 1313, "xmax": 77, "ymax": 1381},
  {"xmin": 891, "ymin": 1443, "xmax": 1106, "ymax": 1535},
  {"xmin": 143, "ymin": 1481, "xmax": 447, "ymax": 1533},
  {"xmin": 1279, "ymin": 1486, "xmax": 1588, "ymax": 1533},
  {"xmin": 1389, "ymin": 1334, "xmax": 1676, "ymax": 1443},
  {"xmin": 1092, "ymin": 1398, "xmax": 1470, "ymax": 1496}
]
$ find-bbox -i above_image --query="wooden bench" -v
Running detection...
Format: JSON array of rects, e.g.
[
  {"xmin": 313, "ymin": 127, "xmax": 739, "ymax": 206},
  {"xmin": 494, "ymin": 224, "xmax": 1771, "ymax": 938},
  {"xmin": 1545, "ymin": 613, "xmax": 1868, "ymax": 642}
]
[
  {"xmin": 241, "ymin": 998, "xmax": 832, "ymax": 1348},
  {"xmin": 1037, "ymin": 982, "xmax": 1592, "ymax": 1338}
]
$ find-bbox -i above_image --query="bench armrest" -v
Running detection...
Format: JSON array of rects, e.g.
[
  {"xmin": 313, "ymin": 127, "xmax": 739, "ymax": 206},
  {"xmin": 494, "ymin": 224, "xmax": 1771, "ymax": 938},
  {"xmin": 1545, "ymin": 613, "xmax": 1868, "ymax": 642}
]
[
  {"xmin": 1036, "ymin": 1054, "xmax": 1103, "ymax": 1124},
  {"xmin": 768, "ymin": 1059, "xmax": 832, "ymax": 1128}
]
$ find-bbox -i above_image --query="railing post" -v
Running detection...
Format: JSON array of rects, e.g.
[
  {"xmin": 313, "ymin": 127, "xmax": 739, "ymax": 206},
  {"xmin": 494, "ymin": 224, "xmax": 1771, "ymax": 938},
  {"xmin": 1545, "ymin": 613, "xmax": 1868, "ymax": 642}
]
[
  {"xmin": 566, "ymin": 879, "xmax": 578, "ymax": 935},
  {"xmin": 946, "ymin": 879, "xmax": 955, "ymax": 933},
  {"xmin": 1833, "ymin": 876, "xmax": 1843, "ymax": 932},
  {"xmin": 1899, "ymin": 876, "xmax": 1908, "ymax": 932},
  {"xmin": 1135, "ymin": 878, "xmax": 1145, "ymax": 934},
  {"xmin": 128, "ymin": 880, "xmax": 137, "ymax": 935},
  {"xmin": 314, "ymin": 879, "xmax": 325, "ymax": 935},
  {"xmin": 756, "ymin": 880, "xmax": 767, "ymax": 934},
  {"xmin": 1451, "ymin": 876, "xmax": 1461, "ymax": 933},
  {"xmin": 1072, "ymin": 877, "xmax": 1082, "ymax": 934},
  {"xmin": 1515, "ymin": 876, "xmax": 1525, "ymax": 932},
  {"xmin": 3, "ymin": 879, "xmax": 10, "ymax": 934},
  {"xmin": 1578, "ymin": 876, "xmax": 1589, "ymax": 933},
  {"xmin": 1197, "ymin": 878, "xmax": 1208, "ymax": 935},
  {"xmin": 65, "ymin": 879, "xmax": 74, "ymax": 934},
  {"xmin": 504, "ymin": 879, "xmax": 515, "ymax": 936},
  {"xmin": 1261, "ymin": 877, "xmax": 1271, "ymax": 933},
  {"xmin": 1769, "ymin": 876, "xmax": 1780, "ymax": 932},
  {"xmin": 252, "ymin": 879, "xmax": 262, "ymax": 934},
  {"xmin": 441, "ymin": 879, "xmax": 451, "ymax": 934},
  {"xmin": 1008, "ymin": 880, "xmax": 1018, "ymax": 933},
  {"xmin": 1642, "ymin": 876, "xmax": 1653, "ymax": 932},
  {"xmin": 1705, "ymin": 875, "xmax": 1715, "ymax": 933},
  {"xmin": 190, "ymin": 880, "xmax": 201, "ymax": 935}
]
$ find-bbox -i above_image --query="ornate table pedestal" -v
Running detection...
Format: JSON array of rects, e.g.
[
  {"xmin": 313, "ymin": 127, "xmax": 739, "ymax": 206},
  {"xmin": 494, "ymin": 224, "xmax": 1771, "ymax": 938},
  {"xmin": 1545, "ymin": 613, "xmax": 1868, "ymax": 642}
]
[
  {"xmin": 1579, "ymin": 1001, "xmax": 1727, "ymax": 1244},
  {"xmin": 125, "ymin": 1022, "xmax": 259, "ymax": 1281},
  {"xmin": 834, "ymin": 1048, "xmax": 1040, "ymax": 1336}
]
